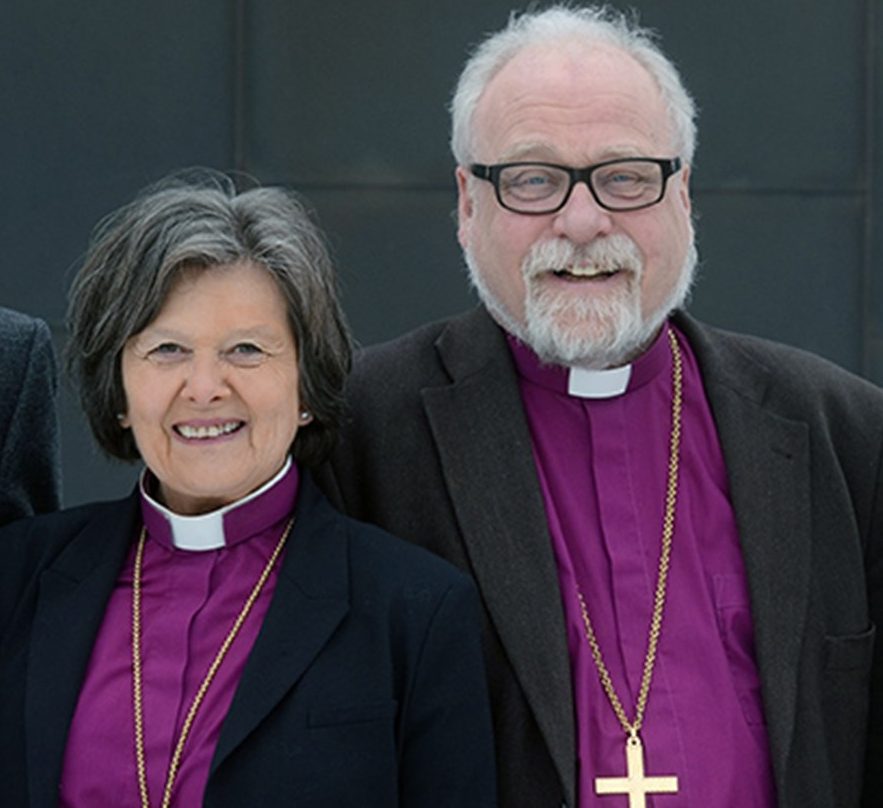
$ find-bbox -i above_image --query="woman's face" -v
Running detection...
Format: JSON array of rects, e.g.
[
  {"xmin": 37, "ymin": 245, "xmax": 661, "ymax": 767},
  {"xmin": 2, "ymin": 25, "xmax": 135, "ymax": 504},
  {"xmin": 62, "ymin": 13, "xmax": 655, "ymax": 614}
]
[{"xmin": 121, "ymin": 262, "xmax": 307, "ymax": 515}]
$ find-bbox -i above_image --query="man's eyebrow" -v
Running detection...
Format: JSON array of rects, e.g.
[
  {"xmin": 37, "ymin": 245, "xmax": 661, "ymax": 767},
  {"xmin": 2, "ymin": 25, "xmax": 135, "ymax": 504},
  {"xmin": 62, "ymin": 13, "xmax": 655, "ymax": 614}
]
[{"xmin": 497, "ymin": 144, "xmax": 650, "ymax": 164}]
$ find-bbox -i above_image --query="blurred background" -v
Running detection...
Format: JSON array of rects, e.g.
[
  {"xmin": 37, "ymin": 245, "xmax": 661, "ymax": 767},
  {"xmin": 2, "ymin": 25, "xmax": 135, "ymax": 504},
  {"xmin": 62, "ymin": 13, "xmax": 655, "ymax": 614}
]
[{"xmin": 2, "ymin": 0, "xmax": 880, "ymax": 505}]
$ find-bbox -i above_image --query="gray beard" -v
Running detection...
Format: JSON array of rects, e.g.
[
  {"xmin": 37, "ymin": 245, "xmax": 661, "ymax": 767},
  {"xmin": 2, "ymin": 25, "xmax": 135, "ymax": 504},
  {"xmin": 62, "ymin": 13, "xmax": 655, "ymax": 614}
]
[{"xmin": 465, "ymin": 235, "xmax": 697, "ymax": 369}]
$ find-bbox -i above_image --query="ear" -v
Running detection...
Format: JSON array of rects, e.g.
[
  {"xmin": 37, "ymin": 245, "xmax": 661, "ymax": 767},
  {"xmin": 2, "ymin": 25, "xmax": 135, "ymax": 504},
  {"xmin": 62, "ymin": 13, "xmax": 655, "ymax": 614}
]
[
  {"xmin": 677, "ymin": 163, "xmax": 692, "ymax": 218},
  {"xmin": 118, "ymin": 412, "xmax": 131, "ymax": 429},
  {"xmin": 455, "ymin": 166, "xmax": 474, "ymax": 251}
]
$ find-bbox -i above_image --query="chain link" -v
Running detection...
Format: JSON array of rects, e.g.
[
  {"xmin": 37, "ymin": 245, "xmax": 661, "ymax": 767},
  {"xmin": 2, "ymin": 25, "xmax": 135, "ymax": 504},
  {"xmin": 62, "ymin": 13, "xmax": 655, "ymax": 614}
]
[
  {"xmin": 132, "ymin": 516, "xmax": 294, "ymax": 808},
  {"xmin": 576, "ymin": 327, "xmax": 683, "ymax": 739}
]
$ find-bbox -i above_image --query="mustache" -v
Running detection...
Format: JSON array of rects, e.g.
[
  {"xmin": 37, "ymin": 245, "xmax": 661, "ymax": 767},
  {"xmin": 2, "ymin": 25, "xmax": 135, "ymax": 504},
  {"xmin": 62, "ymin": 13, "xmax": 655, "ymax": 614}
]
[{"xmin": 522, "ymin": 235, "xmax": 643, "ymax": 278}]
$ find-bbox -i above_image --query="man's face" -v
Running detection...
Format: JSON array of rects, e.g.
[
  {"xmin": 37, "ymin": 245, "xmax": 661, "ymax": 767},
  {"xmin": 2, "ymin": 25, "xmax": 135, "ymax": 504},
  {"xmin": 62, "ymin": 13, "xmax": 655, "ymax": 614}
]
[{"xmin": 456, "ymin": 41, "xmax": 694, "ymax": 368}]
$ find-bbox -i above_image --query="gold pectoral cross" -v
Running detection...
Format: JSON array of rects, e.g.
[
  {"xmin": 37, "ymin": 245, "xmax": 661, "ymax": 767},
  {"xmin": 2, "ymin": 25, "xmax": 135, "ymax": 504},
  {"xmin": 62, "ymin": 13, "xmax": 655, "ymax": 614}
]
[{"xmin": 595, "ymin": 735, "xmax": 678, "ymax": 808}]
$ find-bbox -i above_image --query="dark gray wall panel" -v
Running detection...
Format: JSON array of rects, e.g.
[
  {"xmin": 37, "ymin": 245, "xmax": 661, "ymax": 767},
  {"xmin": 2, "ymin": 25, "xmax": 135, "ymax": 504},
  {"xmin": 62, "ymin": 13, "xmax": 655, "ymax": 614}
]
[
  {"xmin": 244, "ymin": 1, "xmax": 511, "ymax": 184},
  {"xmin": 309, "ymin": 188, "xmax": 476, "ymax": 345},
  {"xmin": 246, "ymin": 1, "xmax": 866, "ymax": 190},
  {"xmin": 58, "ymin": 374, "xmax": 139, "ymax": 506},
  {"xmin": 0, "ymin": 0, "xmax": 234, "ymax": 322},
  {"xmin": 689, "ymin": 193, "xmax": 864, "ymax": 371},
  {"xmin": 645, "ymin": 1, "xmax": 866, "ymax": 190}
]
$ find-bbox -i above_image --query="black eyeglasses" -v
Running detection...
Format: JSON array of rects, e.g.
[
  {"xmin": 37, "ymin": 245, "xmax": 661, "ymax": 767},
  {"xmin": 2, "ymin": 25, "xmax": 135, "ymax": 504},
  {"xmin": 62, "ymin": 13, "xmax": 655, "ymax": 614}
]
[{"xmin": 469, "ymin": 157, "xmax": 682, "ymax": 215}]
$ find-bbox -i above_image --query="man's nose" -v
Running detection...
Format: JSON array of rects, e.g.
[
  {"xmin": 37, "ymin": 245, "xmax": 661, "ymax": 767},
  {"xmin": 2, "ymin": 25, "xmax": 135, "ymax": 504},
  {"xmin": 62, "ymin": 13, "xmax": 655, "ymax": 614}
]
[{"xmin": 551, "ymin": 181, "xmax": 615, "ymax": 244}]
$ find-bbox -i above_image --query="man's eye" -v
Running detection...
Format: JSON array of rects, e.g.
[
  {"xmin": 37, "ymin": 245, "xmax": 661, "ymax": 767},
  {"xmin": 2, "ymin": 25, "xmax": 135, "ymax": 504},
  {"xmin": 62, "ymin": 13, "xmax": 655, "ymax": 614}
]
[
  {"xmin": 598, "ymin": 168, "xmax": 652, "ymax": 189},
  {"xmin": 515, "ymin": 174, "xmax": 551, "ymax": 186},
  {"xmin": 503, "ymin": 169, "xmax": 563, "ymax": 199},
  {"xmin": 601, "ymin": 169, "xmax": 645, "ymax": 186},
  {"xmin": 506, "ymin": 172, "xmax": 555, "ymax": 189}
]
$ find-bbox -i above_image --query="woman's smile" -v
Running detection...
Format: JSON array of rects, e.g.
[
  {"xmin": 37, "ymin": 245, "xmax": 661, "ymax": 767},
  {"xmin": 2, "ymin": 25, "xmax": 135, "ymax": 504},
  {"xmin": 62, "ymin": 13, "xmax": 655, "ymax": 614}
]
[{"xmin": 173, "ymin": 419, "xmax": 247, "ymax": 441}]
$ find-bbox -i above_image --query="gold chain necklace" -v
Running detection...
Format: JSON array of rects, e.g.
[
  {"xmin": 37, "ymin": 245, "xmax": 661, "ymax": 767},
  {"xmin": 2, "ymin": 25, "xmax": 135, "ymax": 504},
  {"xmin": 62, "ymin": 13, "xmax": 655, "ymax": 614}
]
[
  {"xmin": 132, "ymin": 516, "xmax": 294, "ymax": 808},
  {"xmin": 576, "ymin": 326, "xmax": 682, "ymax": 807}
]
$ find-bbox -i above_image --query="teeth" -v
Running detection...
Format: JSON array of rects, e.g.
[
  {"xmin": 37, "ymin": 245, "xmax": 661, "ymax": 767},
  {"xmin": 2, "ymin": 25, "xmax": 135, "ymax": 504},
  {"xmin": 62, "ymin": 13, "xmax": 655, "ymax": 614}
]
[
  {"xmin": 177, "ymin": 422, "xmax": 242, "ymax": 440},
  {"xmin": 562, "ymin": 265, "xmax": 617, "ymax": 278}
]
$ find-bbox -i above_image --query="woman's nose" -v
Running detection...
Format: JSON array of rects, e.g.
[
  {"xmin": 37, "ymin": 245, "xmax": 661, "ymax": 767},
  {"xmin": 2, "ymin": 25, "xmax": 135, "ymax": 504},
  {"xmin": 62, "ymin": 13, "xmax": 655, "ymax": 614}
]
[{"xmin": 181, "ymin": 355, "xmax": 230, "ymax": 404}]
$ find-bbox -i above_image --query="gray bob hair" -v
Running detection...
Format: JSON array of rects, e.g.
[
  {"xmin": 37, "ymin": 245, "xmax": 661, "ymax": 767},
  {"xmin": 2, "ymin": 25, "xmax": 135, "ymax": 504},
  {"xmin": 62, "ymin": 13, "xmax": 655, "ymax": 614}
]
[
  {"xmin": 450, "ymin": 4, "xmax": 697, "ymax": 166},
  {"xmin": 66, "ymin": 169, "xmax": 352, "ymax": 468}
]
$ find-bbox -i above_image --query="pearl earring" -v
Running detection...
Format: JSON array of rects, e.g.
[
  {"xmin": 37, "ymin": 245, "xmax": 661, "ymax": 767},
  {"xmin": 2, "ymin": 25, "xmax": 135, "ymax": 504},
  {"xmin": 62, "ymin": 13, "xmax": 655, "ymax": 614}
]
[{"xmin": 300, "ymin": 410, "xmax": 311, "ymax": 422}]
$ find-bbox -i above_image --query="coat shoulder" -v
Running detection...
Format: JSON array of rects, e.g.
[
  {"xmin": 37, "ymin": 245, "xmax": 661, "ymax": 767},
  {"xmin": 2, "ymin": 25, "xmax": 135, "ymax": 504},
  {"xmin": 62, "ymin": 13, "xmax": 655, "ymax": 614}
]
[
  {"xmin": 342, "ymin": 512, "xmax": 475, "ymax": 596},
  {"xmin": 0, "ymin": 496, "xmax": 133, "ymax": 602},
  {"xmin": 679, "ymin": 314, "xmax": 883, "ymax": 415}
]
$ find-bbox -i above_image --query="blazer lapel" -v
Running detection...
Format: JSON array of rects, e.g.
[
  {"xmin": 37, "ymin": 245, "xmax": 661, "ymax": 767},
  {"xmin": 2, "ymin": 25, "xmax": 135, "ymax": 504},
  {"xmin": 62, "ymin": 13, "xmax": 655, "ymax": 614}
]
[
  {"xmin": 26, "ymin": 497, "xmax": 140, "ymax": 808},
  {"xmin": 422, "ymin": 309, "xmax": 576, "ymax": 804},
  {"xmin": 211, "ymin": 480, "xmax": 349, "ymax": 770},
  {"xmin": 679, "ymin": 313, "xmax": 812, "ymax": 794}
]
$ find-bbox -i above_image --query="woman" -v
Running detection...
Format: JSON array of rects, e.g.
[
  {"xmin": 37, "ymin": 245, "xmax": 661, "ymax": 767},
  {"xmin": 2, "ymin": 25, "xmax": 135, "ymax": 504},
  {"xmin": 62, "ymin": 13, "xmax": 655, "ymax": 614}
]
[{"xmin": 0, "ymin": 172, "xmax": 496, "ymax": 807}]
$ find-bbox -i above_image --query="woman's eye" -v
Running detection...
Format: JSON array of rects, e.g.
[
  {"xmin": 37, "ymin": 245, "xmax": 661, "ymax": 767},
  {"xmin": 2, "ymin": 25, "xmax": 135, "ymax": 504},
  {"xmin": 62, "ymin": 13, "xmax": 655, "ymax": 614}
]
[
  {"xmin": 234, "ymin": 343, "xmax": 261, "ymax": 353},
  {"xmin": 228, "ymin": 343, "xmax": 266, "ymax": 364},
  {"xmin": 148, "ymin": 343, "xmax": 187, "ymax": 361}
]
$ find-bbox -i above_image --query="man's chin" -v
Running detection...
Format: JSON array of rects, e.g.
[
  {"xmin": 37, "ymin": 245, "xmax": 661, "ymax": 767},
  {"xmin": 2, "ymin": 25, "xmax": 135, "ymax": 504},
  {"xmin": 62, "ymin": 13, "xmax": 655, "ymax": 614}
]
[
  {"xmin": 522, "ymin": 307, "xmax": 663, "ymax": 369},
  {"xmin": 529, "ymin": 333, "xmax": 639, "ymax": 369},
  {"xmin": 520, "ymin": 291, "xmax": 640, "ymax": 365}
]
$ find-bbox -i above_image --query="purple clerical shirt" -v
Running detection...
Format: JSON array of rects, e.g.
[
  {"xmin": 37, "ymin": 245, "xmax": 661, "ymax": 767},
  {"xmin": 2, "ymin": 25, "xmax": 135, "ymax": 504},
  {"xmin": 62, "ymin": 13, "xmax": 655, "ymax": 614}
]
[
  {"xmin": 509, "ymin": 323, "xmax": 778, "ymax": 807},
  {"xmin": 59, "ymin": 461, "xmax": 298, "ymax": 807}
]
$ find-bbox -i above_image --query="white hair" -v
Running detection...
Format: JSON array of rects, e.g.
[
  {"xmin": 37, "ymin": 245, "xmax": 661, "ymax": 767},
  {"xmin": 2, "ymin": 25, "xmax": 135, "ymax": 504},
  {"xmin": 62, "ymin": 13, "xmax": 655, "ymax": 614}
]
[{"xmin": 450, "ymin": 4, "xmax": 698, "ymax": 165}]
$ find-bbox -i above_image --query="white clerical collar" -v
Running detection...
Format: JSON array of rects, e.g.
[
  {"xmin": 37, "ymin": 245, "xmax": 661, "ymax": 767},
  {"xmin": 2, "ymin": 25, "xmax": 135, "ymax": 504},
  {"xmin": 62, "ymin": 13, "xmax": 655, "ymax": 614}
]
[
  {"xmin": 139, "ymin": 457, "xmax": 293, "ymax": 551},
  {"xmin": 567, "ymin": 364, "xmax": 633, "ymax": 399}
]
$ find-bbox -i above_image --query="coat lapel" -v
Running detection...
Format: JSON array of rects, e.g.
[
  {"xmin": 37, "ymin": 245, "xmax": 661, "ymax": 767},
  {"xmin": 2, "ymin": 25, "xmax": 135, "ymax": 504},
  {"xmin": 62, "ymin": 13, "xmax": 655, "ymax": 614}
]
[
  {"xmin": 422, "ymin": 309, "xmax": 576, "ymax": 804},
  {"xmin": 211, "ymin": 479, "xmax": 349, "ymax": 770},
  {"xmin": 679, "ymin": 313, "xmax": 812, "ymax": 793},
  {"xmin": 26, "ymin": 496, "xmax": 140, "ymax": 808}
]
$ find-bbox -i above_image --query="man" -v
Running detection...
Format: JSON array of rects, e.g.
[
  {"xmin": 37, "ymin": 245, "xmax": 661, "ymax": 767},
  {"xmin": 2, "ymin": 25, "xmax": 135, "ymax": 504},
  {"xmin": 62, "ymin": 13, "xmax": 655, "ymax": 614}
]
[
  {"xmin": 318, "ymin": 6, "xmax": 881, "ymax": 807},
  {"xmin": 0, "ymin": 306, "xmax": 61, "ymax": 525}
]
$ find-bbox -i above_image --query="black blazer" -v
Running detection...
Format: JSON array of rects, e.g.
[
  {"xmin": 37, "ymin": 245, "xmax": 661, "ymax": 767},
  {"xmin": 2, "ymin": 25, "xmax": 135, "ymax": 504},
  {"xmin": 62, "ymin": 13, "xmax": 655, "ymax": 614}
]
[
  {"xmin": 0, "ymin": 475, "xmax": 497, "ymax": 807},
  {"xmin": 318, "ymin": 307, "xmax": 883, "ymax": 808}
]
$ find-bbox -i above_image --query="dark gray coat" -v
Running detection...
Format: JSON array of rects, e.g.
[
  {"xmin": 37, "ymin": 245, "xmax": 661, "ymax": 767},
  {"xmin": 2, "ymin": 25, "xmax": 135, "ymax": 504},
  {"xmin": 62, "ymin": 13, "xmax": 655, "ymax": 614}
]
[
  {"xmin": 319, "ymin": 307, "xmax": 883, "ymax": 808},
  {"xmin": 0, "ymin": 306, "xmax": 61, "ymax": 523}
]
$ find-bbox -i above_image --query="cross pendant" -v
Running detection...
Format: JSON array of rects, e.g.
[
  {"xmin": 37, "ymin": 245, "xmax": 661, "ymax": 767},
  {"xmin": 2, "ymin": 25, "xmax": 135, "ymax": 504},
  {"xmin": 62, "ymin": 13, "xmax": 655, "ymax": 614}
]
[{"xmin": 595, "ymin": 735, "xmax": 678, "ymax": 808}]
